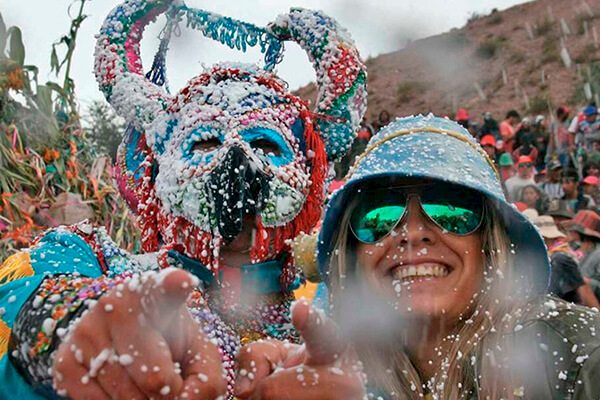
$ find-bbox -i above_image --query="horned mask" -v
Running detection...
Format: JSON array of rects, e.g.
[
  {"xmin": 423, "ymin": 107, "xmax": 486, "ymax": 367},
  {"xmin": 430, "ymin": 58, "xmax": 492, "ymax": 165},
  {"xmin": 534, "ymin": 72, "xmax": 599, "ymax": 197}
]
[{"xmin": 94, "ymin": 0, "xmax": 367, "ymax": 288}]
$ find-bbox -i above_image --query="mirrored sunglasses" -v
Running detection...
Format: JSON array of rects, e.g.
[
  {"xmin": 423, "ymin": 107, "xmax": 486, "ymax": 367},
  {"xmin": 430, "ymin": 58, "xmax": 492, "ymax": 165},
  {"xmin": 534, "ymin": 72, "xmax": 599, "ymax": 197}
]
[{"xmin": 349, "ymin": 185, "xmax": 484, "ymax": 243}]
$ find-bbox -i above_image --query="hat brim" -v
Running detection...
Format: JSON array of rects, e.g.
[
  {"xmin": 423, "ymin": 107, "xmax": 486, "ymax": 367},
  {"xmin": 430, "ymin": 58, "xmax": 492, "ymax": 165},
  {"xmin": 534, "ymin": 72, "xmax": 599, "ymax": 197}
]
[
  {"xmin": 319, "ymin": 127, "xmax": 550, "ymax": 288},
  {"xmin": 548, "ymin": 210, "xmax": 575, "ymax": 219},
  {"xmin": 567, "ymin": 224, "xmax": 600, "ymax": 240},
  {"xmin": 538, "ymin": 227, "xmax": 566, "ymax": 239}
]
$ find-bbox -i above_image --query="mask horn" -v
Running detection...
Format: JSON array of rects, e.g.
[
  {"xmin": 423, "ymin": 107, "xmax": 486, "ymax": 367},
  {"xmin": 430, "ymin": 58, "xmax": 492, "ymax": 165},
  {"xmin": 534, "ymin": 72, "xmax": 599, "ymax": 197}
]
[
  {"xmin": 94, "ymin": 0, "xmax": 176, "ymax": 135},
  {"xmin": 268, "ymin": 9, "xmax": 368, "ymax": 160}
]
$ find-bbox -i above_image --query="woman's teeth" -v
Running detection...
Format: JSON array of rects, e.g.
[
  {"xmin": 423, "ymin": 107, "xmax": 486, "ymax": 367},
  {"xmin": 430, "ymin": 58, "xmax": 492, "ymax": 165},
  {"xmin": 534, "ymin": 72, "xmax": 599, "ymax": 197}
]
[{"xmin": 392, "ymin": 264, "xmax": 450, "ymax": 281}]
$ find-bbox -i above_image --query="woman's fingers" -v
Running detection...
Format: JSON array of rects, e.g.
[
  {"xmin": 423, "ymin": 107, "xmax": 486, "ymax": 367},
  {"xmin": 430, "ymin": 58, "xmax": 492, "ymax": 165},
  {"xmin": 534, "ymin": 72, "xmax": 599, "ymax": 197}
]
[
  {"xmin": 248, "ymin": 364, "xmax": 365, "ymax": 400},
  {"xmin": 291, "ymin": 299, "xmax": 347, "ymax": 366},
  {"xmin": 95, "ymin": 361, "xmax": 147, "ymax": 400},
  {"xmin": 179, "ymin": 330, "xmax": 228, "ymax": 399},
  {"xmin": 234, "ymin": 340, "xmax": 298, "ymax": 398}
]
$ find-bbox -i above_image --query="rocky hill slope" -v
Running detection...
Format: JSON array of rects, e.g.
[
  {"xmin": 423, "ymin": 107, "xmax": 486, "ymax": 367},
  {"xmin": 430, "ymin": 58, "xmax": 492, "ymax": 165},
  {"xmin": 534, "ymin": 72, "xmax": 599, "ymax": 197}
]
[{"xmin": 295, "ymin": 0, "xmax": 600, "ymax": 124}]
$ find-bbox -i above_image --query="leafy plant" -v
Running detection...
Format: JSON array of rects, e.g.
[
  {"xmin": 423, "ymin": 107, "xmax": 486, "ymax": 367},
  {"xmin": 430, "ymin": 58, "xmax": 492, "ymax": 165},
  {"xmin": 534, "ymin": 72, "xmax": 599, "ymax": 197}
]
[
  {"xmin": 0, "ymin": 3, "xmax": 140, "ymax": 260},
  {"xmin": 84, "ymin": 100, "xmax": 125, "ymax": 161},
  {"xmin": 475, "ymin": 36, "xmax": 506, "ymax": 59}
]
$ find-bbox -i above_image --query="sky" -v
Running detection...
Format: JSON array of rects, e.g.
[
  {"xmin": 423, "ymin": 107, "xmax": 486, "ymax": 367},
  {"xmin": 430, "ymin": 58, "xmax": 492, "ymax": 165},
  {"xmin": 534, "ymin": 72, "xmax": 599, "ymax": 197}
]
[{"xmin": 2, "ymin": 0, "xmax": 529, "ymax": 110}]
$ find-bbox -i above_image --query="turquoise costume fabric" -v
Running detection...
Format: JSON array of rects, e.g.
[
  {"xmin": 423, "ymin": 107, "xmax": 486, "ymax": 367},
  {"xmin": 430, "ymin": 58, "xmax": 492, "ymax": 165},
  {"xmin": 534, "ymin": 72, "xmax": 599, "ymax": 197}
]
[{"xmin": 0, "ymin": 223, "xmax": 143, "ymax": 398}]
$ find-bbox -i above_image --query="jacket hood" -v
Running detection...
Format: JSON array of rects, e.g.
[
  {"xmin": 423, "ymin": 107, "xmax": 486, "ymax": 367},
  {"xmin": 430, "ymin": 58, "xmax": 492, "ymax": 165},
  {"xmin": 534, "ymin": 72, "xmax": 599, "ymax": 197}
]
[{"xmin": 318, "ymin": 115, "xmax": 550, "ymax": 294}]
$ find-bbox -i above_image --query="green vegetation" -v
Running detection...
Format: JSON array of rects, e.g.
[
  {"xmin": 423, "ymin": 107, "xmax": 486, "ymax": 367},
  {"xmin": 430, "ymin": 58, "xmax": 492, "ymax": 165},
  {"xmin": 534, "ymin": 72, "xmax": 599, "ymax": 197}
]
[
  {"xmin": 534, "ymin": 18, "xmax": 554, "ymax": 37},
  {"xmin": 570, "ymin": 62, "xmax": 600, "ymax": 105},
  {"xmin": 528, "ymin": 95, "xmax": 552, "ymax": 114},
  {"xmin": 576, "ymin": 13, "xmax": 597, "ymax": 36},
  {"xmin": 475, "ymin": 36, "xmax": 506, "ymax": 59},
  {"xmin": 83, "ymin": 100, "xmax": 125, "ymax": 161},
  {"xmin": 396, "ymin": 81, "xmax": 430, "ymax": 104},
  {"xmin": 541, "ymin": 36, "xmax": 560, "ymax": 65},
  {"xmin": 0, "ymin": 3, "xmax": 139, "ymax": 260}
]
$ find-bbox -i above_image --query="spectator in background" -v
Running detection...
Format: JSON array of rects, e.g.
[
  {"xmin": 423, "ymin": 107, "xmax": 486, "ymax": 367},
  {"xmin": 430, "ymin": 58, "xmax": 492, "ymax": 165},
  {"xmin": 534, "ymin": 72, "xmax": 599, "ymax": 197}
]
[
  {"xmin": 479, "ymin": 134, "xmax": 497, "ymax": 161},
  {"xmin": 566, "ymin": 210, "xmax": 600, "ymax": 301},
  {"xmin": 547, "ymin": 106, "xmax": 574, "ymax": 168},
  {"xmin": 568, "ymin": 103, "xmax": 594, "ymax": 136},
  {"xmin": 455, "ymin": 108, "xmax": 470, "ymax": 129},
  {"xmin": 540, "ymin": 160, "xmax": 564, "ymax": 200},
  {"xmin": 372, "ymin": 109, "xmax": 391, "ymax": 132},
  {"xmin": 534, "ymin": 215, "xmax": 600, "ymax": 307},
  {"xmin": 573, "ymin": 105, "xmax": 600, "ymax": 158},
  {"xmin": 546, "ymin": 199, "xmax": 575, "ymax": 232},
  {"xmin": 354, "ymin": 121, "xmax": 374, "ymax": 154},
  {"xmin": 455, "ymin": 108, "xmax": 480, "ymax": 139},
  {"xmin": 514, "ymin": 117, "xmax": 534, "ymax": 150},
  {"xmin": 500, "ymin": 109, "xmax": 520, "ymax": 154},
  {"xmin": 532, "ymin": 115, "xmax": 549, "ymax": 169},
  {"xmin": 521, "ymin": 184, "xmax": 546, "ymax": 213},
  {"xmin": 512, "ymin": 140, "xmax": 538, "ymax": 165},
  {"xmin": 585, "ymin": 160, "xmax": 600, "ymax": 178},
  {"xmin": 582, "ymin": 175, "xmax": 600, "ymax": 204},
  {"xmin": 562, "ymin": 168, "xmax": 596, "ymax": 213},
  {"xmin": 480, "ymin": 111, "xmax": 499, "ymax": 139},
  {"xmin": 505, "ymin": 155, "xmax": 536, "ymax": 202},
  {"xmin": 498, "ymin": 152, "xmax": 516, "ymax": 182}
]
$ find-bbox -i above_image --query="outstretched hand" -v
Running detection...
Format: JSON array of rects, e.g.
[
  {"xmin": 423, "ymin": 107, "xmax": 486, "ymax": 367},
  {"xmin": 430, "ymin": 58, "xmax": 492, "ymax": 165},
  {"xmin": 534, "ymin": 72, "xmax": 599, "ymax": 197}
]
[
  {"xmin": 53, "ymin": 268, "xmax": 227, "ymax": 400},
  {"xmin": 234, "ymin": 299, "xmax": 366, "ymax": 400}
]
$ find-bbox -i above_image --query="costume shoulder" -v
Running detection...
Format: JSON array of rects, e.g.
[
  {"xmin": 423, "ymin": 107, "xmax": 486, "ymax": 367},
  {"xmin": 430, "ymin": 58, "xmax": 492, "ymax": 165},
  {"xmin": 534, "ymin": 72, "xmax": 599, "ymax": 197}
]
[
  {"xmin": 0, "ymin": 221, "xmax": 155, "ymax": 378},
  {"xmin": 514, "ymin": 296, "xmax": 600, "ymax": 399}
]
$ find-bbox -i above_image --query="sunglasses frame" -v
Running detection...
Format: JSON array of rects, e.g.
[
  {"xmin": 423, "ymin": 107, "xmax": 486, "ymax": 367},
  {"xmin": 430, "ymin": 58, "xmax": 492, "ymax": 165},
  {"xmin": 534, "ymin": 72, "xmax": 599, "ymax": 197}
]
[{"xmin": 349, "ymin": 190, "xmax": 485, "ymax": 244}]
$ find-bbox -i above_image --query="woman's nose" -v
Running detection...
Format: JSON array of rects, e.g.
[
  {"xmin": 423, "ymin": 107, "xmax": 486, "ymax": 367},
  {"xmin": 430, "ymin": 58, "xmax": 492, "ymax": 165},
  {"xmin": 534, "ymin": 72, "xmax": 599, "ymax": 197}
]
[{"xmin": 394, "ymin": 196, "xmax": 438, "ymax": 245}]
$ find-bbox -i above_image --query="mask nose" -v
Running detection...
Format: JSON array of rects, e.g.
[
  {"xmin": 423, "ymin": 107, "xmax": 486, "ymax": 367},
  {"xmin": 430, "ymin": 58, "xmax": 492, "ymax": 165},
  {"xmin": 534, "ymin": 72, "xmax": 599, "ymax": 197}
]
[{"xmin": 209, "ymin": 145, "xmax": 270, "ymax": 243}]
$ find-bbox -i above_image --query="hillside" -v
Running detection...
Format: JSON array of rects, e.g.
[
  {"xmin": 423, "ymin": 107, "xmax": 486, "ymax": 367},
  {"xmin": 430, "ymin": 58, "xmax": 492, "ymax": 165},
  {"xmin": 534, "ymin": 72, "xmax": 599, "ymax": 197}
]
[{"xmin": 295, "ymin": 0, "xmax": 600, "ymax": 124}]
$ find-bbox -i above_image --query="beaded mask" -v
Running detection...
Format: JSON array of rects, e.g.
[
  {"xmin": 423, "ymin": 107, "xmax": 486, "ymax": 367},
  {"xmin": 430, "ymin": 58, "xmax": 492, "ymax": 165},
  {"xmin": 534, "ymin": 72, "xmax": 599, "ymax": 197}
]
[{"xmin": 94, "ymin": 0, "xmax": 367, "ymax": 288}]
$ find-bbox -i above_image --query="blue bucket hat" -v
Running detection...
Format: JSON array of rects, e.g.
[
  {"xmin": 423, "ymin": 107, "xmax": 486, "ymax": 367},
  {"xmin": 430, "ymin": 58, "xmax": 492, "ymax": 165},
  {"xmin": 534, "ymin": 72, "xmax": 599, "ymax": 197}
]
[{"xmin": 318, "ymin": 115, "xmax": 550, "ymax": 294}]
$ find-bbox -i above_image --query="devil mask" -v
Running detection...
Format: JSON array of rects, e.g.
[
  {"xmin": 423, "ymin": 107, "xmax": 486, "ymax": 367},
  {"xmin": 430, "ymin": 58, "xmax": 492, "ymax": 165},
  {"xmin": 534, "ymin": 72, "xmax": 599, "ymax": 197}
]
[{"xmin": 94, "ymin": 0, "xmax": 367, "ymax": 287}]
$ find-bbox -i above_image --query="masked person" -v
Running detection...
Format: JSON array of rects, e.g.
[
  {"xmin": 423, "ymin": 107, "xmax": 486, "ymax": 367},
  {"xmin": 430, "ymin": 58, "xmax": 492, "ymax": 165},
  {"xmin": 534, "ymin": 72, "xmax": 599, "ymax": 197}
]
[
  {"xmin": 0, "ymin": 1, "xmax": 367, "ymax": 398},
  {"xmin": 233, "ymin": 115, "xmax": 600, "ymax": 400}
]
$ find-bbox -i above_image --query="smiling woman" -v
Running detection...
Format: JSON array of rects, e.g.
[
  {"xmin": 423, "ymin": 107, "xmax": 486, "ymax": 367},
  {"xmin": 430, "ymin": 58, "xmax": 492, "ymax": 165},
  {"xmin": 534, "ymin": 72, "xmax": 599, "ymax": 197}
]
[{"xmin": 232, "ymin": 115, "xmax": 600, "ymax": 400}]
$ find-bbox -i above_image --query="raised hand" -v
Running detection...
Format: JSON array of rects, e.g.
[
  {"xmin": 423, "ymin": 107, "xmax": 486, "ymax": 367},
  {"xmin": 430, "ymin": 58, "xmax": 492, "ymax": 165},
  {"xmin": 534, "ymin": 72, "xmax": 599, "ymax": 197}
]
[
  {"xmin": 234, "ymin": 299, "xmax": 366, "ymax": 400},
  {"xmin": 52, "ymin": 268, "xmax": 227, "ymax": 400}
]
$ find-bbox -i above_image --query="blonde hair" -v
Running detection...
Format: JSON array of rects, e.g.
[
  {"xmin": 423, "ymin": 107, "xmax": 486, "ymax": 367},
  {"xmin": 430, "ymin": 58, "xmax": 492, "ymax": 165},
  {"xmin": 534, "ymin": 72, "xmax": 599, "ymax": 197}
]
[{"xmin": 327, "ymin": 197, "xmax": 530, "ymax": 399}]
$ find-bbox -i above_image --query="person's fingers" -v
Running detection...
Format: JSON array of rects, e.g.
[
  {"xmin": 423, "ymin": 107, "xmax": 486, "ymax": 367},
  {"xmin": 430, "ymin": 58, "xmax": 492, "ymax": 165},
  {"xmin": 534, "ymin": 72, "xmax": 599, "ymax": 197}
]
[
  {"xmin": 234, "ymin": 339, "xmax": 297, "ymax": 398},
  {"xmin": 97, "ymin": 269, "xmax": 195, "ymax": 397},
  {"xmin": 248, "ymin": 364, "xmax": 365, "ymax": 400},
  {"xmin": 291, "ymin": 299, "xmax": 346, "ymax": 366},
  {"xmin": 178, "ymin": 328, "xmax": 227, "ymax": 399},
  {"xmin": 138, "ymin": 268, "xmax": 197, "ymax": 332},
  {"xmin": 53, "ymin": 346, "xmax": 112, "ymax": 400},
  {"xmin": 95, "ymin": 361, "xmax": 147, "ymax": 400},
  {"xmin": 110, "ymin": 321, "xmax": 183, "ymax": 398}
]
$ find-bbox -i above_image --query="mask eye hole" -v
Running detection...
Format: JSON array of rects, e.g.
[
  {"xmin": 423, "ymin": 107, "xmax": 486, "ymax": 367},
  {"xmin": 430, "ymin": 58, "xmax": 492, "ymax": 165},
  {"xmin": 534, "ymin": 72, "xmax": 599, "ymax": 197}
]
[
  {"xmin": 250, "ymin": 138, "xmax": 281, "ymax": 156},
  {"xmin": 191, "ymin": 138, "xmax": 220, "ymax": 153}
]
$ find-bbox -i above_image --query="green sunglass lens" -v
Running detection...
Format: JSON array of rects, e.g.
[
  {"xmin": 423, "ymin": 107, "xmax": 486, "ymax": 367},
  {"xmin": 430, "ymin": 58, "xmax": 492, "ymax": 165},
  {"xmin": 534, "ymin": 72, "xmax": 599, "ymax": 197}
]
[
  {"xmin": 421, "ymin": 203, "xmax": 481, "ymax": 235},
  {"xmin": 352, "ymin": 204, "xmax": 406, "ymax": 243}
]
